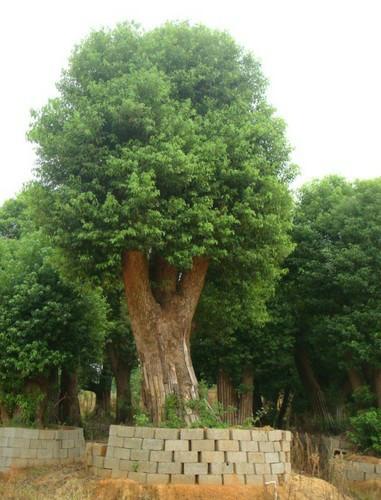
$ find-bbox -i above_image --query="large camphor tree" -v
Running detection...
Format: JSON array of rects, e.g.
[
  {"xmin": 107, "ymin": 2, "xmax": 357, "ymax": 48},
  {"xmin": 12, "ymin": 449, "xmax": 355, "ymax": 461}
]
[{"xmin": 29, "ymin": 22, "xmax": 295, "ymax": 424}]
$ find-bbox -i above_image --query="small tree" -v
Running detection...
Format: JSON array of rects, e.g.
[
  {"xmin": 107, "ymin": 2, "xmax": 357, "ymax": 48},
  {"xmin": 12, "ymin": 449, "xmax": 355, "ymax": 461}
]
[{"xmin": 29, "ymin": 22, "xmax": 295, "ymax": 423}]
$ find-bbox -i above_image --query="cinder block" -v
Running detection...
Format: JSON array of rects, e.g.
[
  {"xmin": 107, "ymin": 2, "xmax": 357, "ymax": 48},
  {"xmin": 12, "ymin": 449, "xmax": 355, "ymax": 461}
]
[
  {"xmin": 158, "ymin": 462, "xmax": 182, "ymax": 474},
  {"xmin": 273, "ymin": 442, "xmax": 281, "ymax": 452},
  {"xmin": 104, "ymin": 457, "xmax": 119, "ymax": 469},
  {"xmin": 114, "ymin": 447, "xmax": 131, "ymax": 460},
  {"xmin": 180, "ymin": 428, "xmax": 204, "ymax": 440},
  {"xmin": 347, "ymin": 469, "xmax": 365, "ymax": 481},
  {"xmin": 174, "ymin": 451, "xmax": 198, "ymax": 463},
  {"xmin": 240, "ymin": 441, "xmax": 259, "ymax": 452},
  {"xmin": 264, "ymin": 474, "xmax": 278, "ymax": 483},
  {"xmin": 246, "ymin": 474, "xmax": 264, "ymax": 485},
  {"xmin": 62, "ymin": 440, "xmax": 75, "ymax": 449},
  {"xmin": 135, "ymin": 427, "xmax": 155, "ymax": 439},
  {"xmin": 198, "ymin": 474, "xmax": 223, "ymax": 484},
  {"xmin": 226, "ymin": 451, "xmax": 247, "ymax": 463},
  {"xmin": 171, "ymin": 474, "xmax": 196, "ymax": 484},
  {"xmin": 155, "ymin": 428, "xmax": 180, "ymax": 440},
  {"xmin": 255, "ymin": 463, "xmax": 271, "ymax": 475},
  {"xmin": 165, "ymin": 440, "xmax": 189, "ymax": 451},
  {"xmin": 358, "ymin": 462, "xmax": 376, "ymax": 473},
  {"xmin": 58, "ymin": 449, "xmax": 68, "ymax": 459},
  {"xmin": 117, "ymin": 426, "xmax": 135, "ymax": 438},
  {"xmin": 150, "ymin": 450, "xmax": 173, "ymax": 462},
  {"xmin": 147, "ymin": 473, "xmax": 170, "ymax": 484},
  {"xmin": 271, "ymin": 462, "xmax": 285, "ymax": 474},
  {"xmin": 252, "ymin": 430, "xmax": 268, "ymax": 442},
  {"xmin": 108, "ymin": 436, "xmax": 124, "ymax": 447},
  {"xmin": 134, "ymin": 461, "xmax": 157, "ymax": 473},
  {"xmin": 0, "ymin": 437, "xmax": 8, "ymax": 447},
  {"xmin": 111, "ymin": 469, "xmax": 128, "ymax": 478},
  {"xmin": 285, "ymin": 462, "xmax": 291, "ymax": 473},
  {"xmin": 210, "ymin": 462, "xmax": 234, "ymax": 474},
  {"xmin": 39, "ymin": 430, "xmax": 56, "ymax": 439},
  {"xmin": 8, "ymin": 438, "xmax": 30, "ymax": 448},
  {"xmin": 41, "ymin": 440, "xmax": 58, "ymax": 450},
  {"xmin": 29, "ymin": 440, "xmax": 42, "ymax": 449},
  {"xmin": 3, "ymin": 448, "xmax": 20, "ymax": 458},
  {"xmin": 191, "ymin": 440, "xmax": 214, "ymax": 451},
  {"xmin": 130, "ymin": 449, "xmax": 149, "ymax": 461},
  {"xmin": 268, "ymin": 430, "xmax": 282, "ymax": 442},
  {"xmin": 142, "ymin": 439, "xmax": 164, "ymax": 451},
  {"xmin": 282, "ymin": 431, "xmax": 292, "ymax": 442},
  {"xmin": 265, "ymin": 452, "xmax": 279, "ymax": 464},
  {"xmin": 2, "ymin": 428, "xmax": 17, "ymax": 438},
  {"xmin": 200, "ymin": 451, "xmax": 224, "ymax": 463},
  {"xmin": 21, "ymin": 429, "xmax": 40, "ymax": 439},
  {"xmin": 109, "ymin": 425, "xmax": 118, "ymax": 436},
  {"xmin": 223, "ymin": 474, "xmax": 245, "ymax": 485},
  {"xmin": 95, "ymin": 468, "xmax": 112, "ymax": 479},
  {"xmin": 19, "ymin": 448, "xmax": 37, "ymax": 459},
  {"xmin": 281, "ymin": 441, "xmax": 290, "ymax": 452},
  {"xmin": 231, "ymin": 429, "xmax": 251, "ymax": 441},
  {"xmin": 184, "ymin": 462, "xmax": 208, "ymax": 475},
  {"xmin": 259, "ymin": 441, "xmax": 274, "ymax": 453},
  {"xmin": 216, "ymin": 440, "xmax": 239, "ymax": 452},
  {"xmin": 119, "ymin": 459, "xmax": 137, "ymax": 471},
  {"xmin": 279, "ymin": 452, "xmax": 286, "ymax": 462},
  {"xmin": 124, "ymin": 438, "xmax": 143, "ymax": 449},
  {"xmin": 376, "ymin": 464, "xmax": 381, "ymax": 474},
  {"xmin": 128, "ymin": 471, "xmax": 147, "ymax": 483},
  {"xmin": 206, "ymin": 429, "xmax": 230, "ymax": 440},
  {"xmin": 235, "ymin": 462, "xmax": 254, "ymax": 474},
  {"xmin": 37, "ymin": 449, "xmax": 54, "ymax": 459}
]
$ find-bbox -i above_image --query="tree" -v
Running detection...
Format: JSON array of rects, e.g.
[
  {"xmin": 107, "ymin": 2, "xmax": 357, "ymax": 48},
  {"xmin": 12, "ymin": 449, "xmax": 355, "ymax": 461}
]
[
  {"xmin": 29, "ymin": 22, "xmax": 295, "ymax": 424},
  {"xmin": 277, "ymin": 176, "xmax": 381, "ymax": 429},
  {"xmin": 0, "ymin": 195, "xmax": 107, "ymax": 426}
]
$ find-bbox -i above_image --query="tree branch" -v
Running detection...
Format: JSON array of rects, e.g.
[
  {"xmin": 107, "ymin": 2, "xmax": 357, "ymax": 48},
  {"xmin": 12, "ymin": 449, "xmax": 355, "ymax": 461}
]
[{"xmin": 178, "ymin": 256, "xmax": 209, "ymax": 320}]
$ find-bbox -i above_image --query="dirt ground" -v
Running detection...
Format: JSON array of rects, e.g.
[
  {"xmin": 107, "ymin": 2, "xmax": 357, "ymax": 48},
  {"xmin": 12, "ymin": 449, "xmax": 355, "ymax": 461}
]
[{"xmin": 0, "ymin": 463, "xmax": 380, "ymax": 499}]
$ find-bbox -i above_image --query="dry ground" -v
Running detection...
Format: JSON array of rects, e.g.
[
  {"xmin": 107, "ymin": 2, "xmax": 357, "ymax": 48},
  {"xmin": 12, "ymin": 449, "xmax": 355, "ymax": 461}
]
[{"xmin": 0, "ymin": 463, "xmax": 380, "ymax": 499}]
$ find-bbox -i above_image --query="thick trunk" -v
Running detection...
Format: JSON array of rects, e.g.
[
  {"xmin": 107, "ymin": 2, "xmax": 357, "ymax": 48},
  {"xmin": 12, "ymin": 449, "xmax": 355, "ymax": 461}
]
[
  {"xmin": 94, "ymin": 383, "xmax": 112, "ymax": 417},
  {"xmin": 217, "ymin": 368, "xmax": 253, "ymax": 425},
  {"xmin": 108, "ymin": 344, "xmax": 133, "ymax": 423},
  {"xmin": 295, "ymin": 345, "xmax": 334, "ymax": 428},
  {"xmin": 59, "ymin": 368, "xmax": 81, "ymax": 426},
  {"xmin": 122, "ymin": 251, "xmax": 208, "ymax": 425}
]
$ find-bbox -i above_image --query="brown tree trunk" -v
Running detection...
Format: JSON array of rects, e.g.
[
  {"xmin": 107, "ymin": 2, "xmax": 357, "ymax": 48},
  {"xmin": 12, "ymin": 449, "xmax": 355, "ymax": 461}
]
[
  {"xmin": 94, "ymin": 382, "xmax": 112, "ymax": 417},
  {"xmin": 217, "ymin": 368, "xmax": 253, "ymax": 425},
  {"xmin": 122, "ymin": 251, "xmax": 208, "ymax": 425},
  {"xmin": 59, "ymin": 368, "xmax": 81, "ymax": 426},
  {"xmin": 108, "ymin": 344, "xmax": 133, "ymax": 423},
  {"xmin": 276, "ymin": 387, "xmax": 291, "ymax": 429},
  {"xmin": 45, "ymin": 367, "xmax": 60, "ymax": 424},
  {"xmin": 295, "ymin": 345, "xmax": 334, "ymax": 428}
]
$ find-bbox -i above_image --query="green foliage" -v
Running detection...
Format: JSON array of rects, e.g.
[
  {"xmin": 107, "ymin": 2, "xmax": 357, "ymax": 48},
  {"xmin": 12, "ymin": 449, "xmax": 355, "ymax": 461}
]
[
  {"xmin": 348, "ymin": 409, "xmax": 381, "ymax": 456},
  {"xmin": 29, "ymin": 21, "xmax": 294, "ymax": 281}
]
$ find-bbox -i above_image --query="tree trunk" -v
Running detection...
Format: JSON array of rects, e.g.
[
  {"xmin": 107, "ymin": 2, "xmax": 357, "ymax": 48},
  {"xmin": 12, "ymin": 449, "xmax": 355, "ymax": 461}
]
[
  {"xmin": 45, "ymin": 367, "xmax": 60, "ymax": 425},
  {"xmin": 108, "ymin": 344, "xmax": 133, "ymax": 423},
  {"xmin": 94, "ymin": 381, "xmax": 112, "ymax": 417},
  {"xmin": 217, "ymin": 368, "xmax": 253, "ymax": 425},
  {"xmin": 295, "ymin": 345, "xmax": 334, "ymax": 428},
  {"xmin": 59, "ymin": 368, "xmax": 81, "ymax": 426},
  {"xmin": 276, "ymin": 387, "xmax": 291, "ymax": 429},
  {"xmin": 122, "ymin": 251, "xmax": 208, "ymax": 425}
]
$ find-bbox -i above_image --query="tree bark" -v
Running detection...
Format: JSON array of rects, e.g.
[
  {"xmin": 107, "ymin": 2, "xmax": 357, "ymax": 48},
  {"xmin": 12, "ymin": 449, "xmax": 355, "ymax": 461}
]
[
  {"xmin": 217, "ymin": 368, "xmax": 253, "ymax": 425},
  {"xmin": 108, "ymin": 344, "xmax": 133, "ymax": 423},
  {"xmin": 122, "ymin": 250, "xmax": 208, "ymax": 425},
  {"xmin": 276, "ymin": 387, "xmax": 291, "ymax": 429},
  {"xmin": 59, "ymin": 368, "xmax": 81, "ymax": 426},
  {"xmin": 295, "ymin": 345, "xmax": 334, "ymax": 428}
]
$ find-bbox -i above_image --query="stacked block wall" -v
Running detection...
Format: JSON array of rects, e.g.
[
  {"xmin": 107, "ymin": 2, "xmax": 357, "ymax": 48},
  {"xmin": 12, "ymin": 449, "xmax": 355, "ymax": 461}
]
[
  {"xmin": 94, "ymin": 426, "xmax": 292, "ymax": 485},
  {"xmin": 0, "ymin": 427, "xmax": 85, "ymax": 473},
  {"xmin": 332, "ymin": 456, "xmax": 381, "ymax": 481}
]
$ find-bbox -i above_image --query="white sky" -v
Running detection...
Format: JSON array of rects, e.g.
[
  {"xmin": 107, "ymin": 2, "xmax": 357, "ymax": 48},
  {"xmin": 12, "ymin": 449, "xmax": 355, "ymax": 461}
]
[{"xmin": 1, "ymin": 0, "xmax": 380, "ymax": 204}]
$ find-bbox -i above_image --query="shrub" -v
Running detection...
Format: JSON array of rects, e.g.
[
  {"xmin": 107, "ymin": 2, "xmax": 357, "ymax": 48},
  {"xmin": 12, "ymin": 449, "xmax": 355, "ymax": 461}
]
[{"xmin": 348, "ymin": 408, "xmax": 381, "ymax": 457}]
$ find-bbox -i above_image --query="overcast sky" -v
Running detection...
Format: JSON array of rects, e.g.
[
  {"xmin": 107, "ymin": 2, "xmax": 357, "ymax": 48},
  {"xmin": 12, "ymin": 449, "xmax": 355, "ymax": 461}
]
[{"xmin": 1, "ymin": 0, "xmax": 380, "ymax": 204}]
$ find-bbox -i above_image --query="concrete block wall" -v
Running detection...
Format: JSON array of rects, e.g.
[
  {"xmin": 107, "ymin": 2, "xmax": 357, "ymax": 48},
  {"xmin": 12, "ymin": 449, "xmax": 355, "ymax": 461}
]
[
  {"xmin": 332, "ymin": 456, "xmax": 381, "ymax": 481},
  {"xmin": 91, "ymin": 426, "xmax": 292, "ymax": 485},
  {"xmin": 0, "ymin": 427, "xmax": 85, "ymax": 473}
]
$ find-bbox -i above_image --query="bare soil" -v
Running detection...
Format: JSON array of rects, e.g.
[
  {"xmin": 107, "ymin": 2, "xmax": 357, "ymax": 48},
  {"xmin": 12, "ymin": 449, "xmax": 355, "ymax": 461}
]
[{"xmin": 0, "ymin": 463, "xmax": 358, "ymax": 499}]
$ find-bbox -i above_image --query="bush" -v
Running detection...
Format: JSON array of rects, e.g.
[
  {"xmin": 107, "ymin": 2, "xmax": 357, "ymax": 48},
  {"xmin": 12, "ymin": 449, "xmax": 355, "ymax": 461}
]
[{"xmin": 348, "ymin": 408, "xmax": 381, "ymax": 457}]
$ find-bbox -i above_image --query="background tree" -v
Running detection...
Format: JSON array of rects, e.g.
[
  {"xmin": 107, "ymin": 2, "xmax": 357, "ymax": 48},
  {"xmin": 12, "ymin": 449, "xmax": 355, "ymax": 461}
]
[
  {"xmin": 0, "ymin": 195, "xmax": 107, "ymax": 426},
  {"xmin": 29, "ymin": 22, "xmax": 295, "ymax": 424}
]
